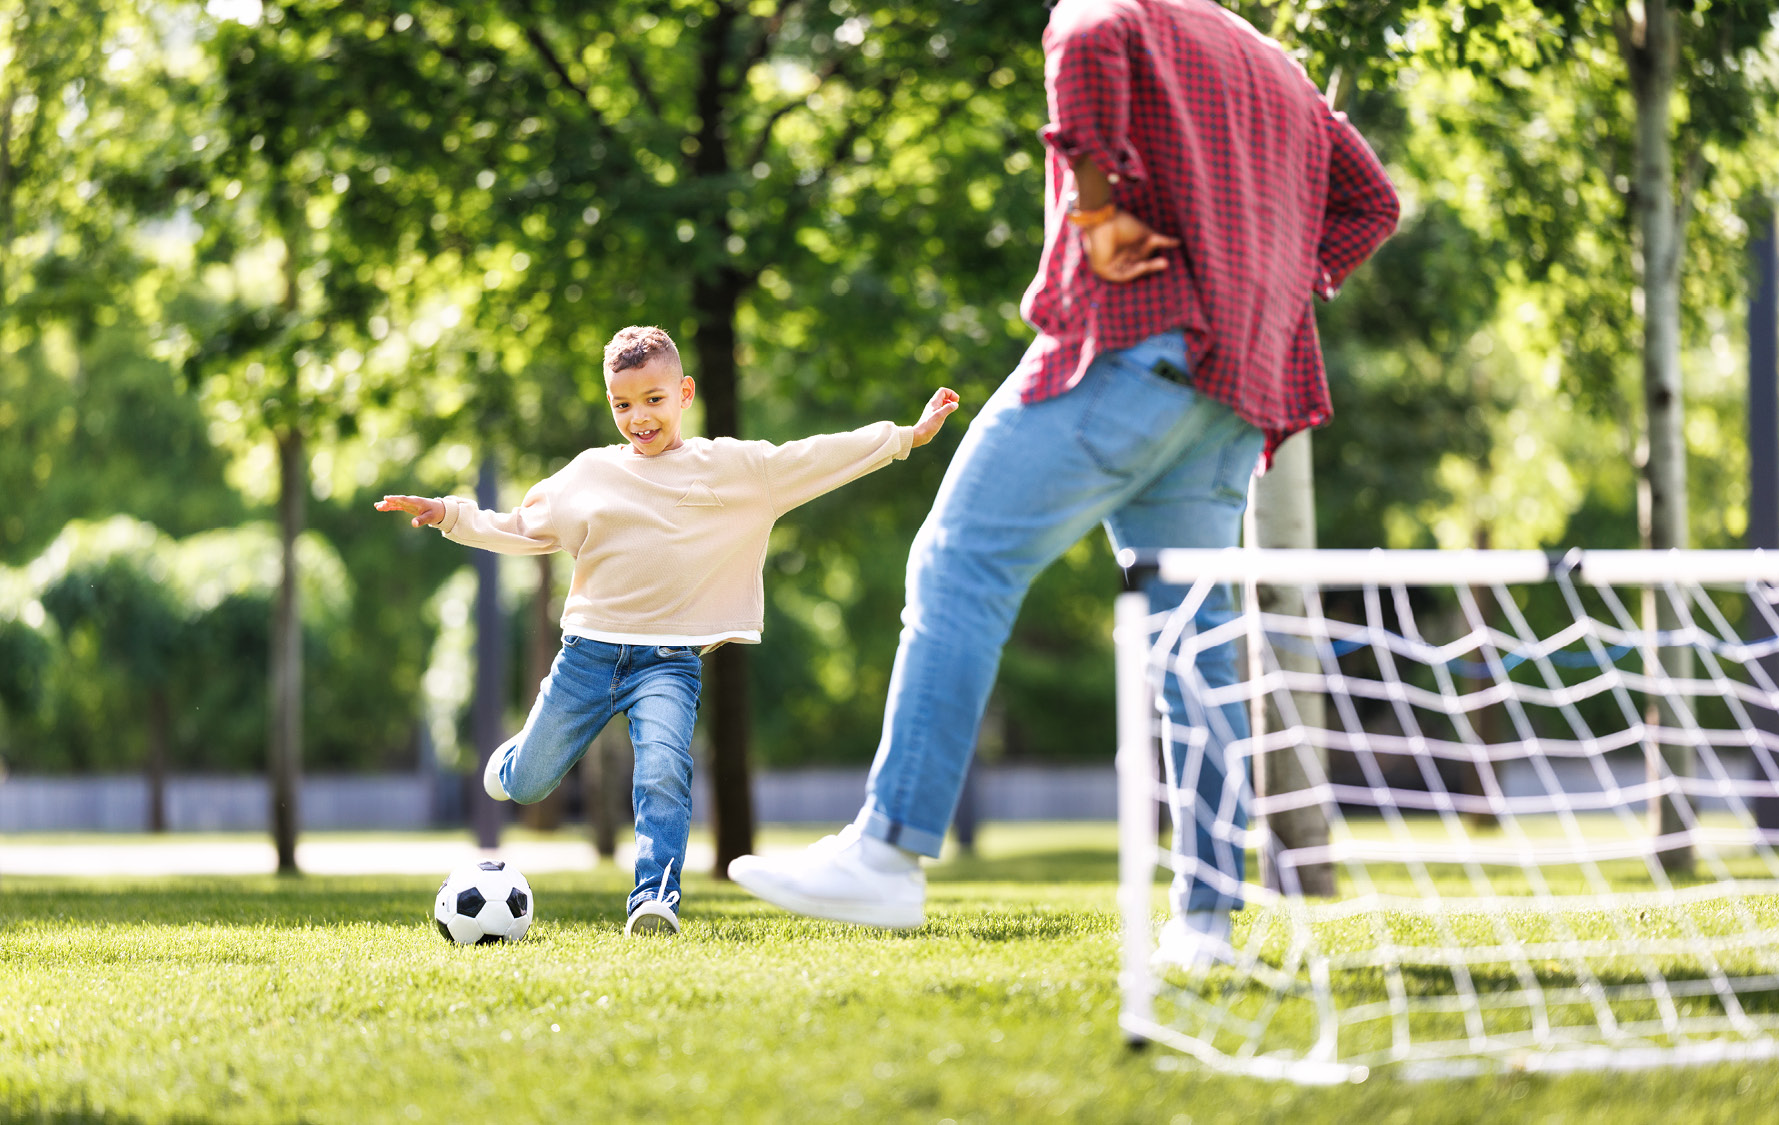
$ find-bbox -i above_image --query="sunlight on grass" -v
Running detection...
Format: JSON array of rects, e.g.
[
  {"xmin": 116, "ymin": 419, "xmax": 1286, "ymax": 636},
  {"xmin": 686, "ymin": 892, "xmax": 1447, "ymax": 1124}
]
[{"xmin": 2, "ymin": 823, "xmax": 1777, "ymax": 1122}]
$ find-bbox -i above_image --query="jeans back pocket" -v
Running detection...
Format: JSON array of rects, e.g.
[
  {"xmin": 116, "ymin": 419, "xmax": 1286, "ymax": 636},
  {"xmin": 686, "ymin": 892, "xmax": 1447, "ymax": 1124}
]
[{"xmin": 1074, "ymin": 337, "xmax": 1196, "ymax": 478}]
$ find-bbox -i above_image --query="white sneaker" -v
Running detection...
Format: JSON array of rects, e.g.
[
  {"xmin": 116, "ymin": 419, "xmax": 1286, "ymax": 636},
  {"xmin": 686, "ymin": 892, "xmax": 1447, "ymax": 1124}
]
[
  {"xmin": 727, "ymin": 825, "xmax": 926, "ymax": 929},
  {"xmin": 483, "ymin": 746, "xmax": 511, "ymax": 802},
  {"xmin": 1151, "ymin": 911, "xmax": 1236, "ymax": 972},
  {"xmin": 625, "ymin": 898, "xmax": 680, "ymax": 936}
]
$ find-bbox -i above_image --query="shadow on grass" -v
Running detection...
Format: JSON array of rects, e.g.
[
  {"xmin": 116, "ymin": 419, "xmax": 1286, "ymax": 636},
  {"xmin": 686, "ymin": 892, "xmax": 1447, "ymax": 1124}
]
[
  {"xmin": 0, "ymin": 874, "xmax": 632, "ymax": 933},
  {"xmin": 0, "ymin": 877, "xmax": 426, "ymax": 928},
  {"xmin": 1179, "ymin": 959, "xmax": 1779, "ymax": 1024},
  {"xmin": 1376, "ymin": 963, "xmax": 1779, "ymax": 1015},
  {"xmin": 1, "ymin": 1103, "xmax": 156, "ymax": 1124},
  {"xmin": 0, "ymin": 841, "xmax": 1131, "ymax": 941}
]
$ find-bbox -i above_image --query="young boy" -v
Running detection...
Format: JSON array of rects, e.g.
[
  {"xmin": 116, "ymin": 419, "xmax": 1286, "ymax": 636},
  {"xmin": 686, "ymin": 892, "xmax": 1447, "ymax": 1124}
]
[{"xmin": 377, "ymin": 325, "xmax": 959, "ymax": 937}]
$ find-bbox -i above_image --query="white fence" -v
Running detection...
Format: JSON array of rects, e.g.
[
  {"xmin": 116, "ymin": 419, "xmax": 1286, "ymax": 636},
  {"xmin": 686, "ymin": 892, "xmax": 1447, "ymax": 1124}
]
[
  {"xmin": 0, "ymin": 765, "xmax": 1120, "ymax": 833},
  {"xmin": 0, "ymin": 775, "xmax": 436, "ymax": 832},
  {"xmin": 2, "ymin": 756, "xmax": 1735, "ymax": 833},
  {"xmin": 0, "ymin": 757, "xmax": 1729, "ymax": 834}
]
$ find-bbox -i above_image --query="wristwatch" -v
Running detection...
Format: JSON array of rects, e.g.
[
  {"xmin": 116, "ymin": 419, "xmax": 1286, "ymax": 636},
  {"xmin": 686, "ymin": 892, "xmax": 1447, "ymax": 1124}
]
[{"xmin": 1062, "ymin": 189, "xmax": 1116, "ymax": 229}]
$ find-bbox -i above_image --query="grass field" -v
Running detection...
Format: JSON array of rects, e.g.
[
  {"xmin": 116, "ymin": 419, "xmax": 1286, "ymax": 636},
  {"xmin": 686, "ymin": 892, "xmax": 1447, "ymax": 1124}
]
[{"xmin": 3, "ymin": 823, "xmax": 1778, "ymax": 1123}]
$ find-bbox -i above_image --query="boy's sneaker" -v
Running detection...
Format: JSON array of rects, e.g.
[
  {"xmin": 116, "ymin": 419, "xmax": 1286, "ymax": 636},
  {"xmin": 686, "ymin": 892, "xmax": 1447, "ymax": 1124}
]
[
  {"xmin": 625, "ymin": 898, "xmax": 680, "ymax": 936},
  {"xmin": 482, "ymin": 746, "xmax": 511, "ymax": 802},
  {"xmin": 727, "ymin": 824, "xmax": 925, "ymax": 929},
  {"xmin": 1151, "ymin": 910, "xmax": 1236, "ymax": 973}
]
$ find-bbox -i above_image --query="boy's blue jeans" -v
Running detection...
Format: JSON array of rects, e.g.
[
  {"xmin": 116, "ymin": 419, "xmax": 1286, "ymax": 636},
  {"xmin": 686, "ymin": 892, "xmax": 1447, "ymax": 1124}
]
[
  {"xmin": 494, "ymin": 637, "xmax": 701, "ymax": 915},
  {"xmin": 857, "ymin": 329, "xmax": 1265, "ymax": 914}
]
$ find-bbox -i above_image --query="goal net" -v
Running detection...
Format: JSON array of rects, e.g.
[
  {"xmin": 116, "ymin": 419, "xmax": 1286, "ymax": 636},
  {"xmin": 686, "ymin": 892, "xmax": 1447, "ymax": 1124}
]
[{"xmin": 1114, "ymin": 548, "xmax": 1779, "ymax": 1082}]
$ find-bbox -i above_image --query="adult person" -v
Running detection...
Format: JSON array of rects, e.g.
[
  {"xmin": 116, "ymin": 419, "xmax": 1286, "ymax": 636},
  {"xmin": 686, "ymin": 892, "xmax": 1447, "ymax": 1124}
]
[{"xmin": 729, "ymin": 0, "xmax": 1398, "ymax": 964}]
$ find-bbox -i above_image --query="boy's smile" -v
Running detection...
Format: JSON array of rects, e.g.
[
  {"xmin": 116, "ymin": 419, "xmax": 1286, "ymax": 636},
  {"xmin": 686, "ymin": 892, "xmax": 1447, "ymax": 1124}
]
[{"xmin": 607, "ymin": 357, "xmax": 695, "ymax": 456}]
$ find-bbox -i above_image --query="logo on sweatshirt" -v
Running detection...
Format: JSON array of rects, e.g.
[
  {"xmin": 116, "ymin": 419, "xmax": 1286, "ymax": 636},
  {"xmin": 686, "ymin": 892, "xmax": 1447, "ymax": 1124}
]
[{"xmin": 676, "ymin": 482, "xmax": 724, "ymax": 508}]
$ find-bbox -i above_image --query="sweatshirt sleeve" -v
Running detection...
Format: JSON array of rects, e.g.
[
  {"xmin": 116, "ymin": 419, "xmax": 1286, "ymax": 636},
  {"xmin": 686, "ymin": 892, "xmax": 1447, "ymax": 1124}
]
[
  {"xmin": 761, "ymin": 421, "xmax": 915, "ymax": 518},
  {"xmin": 433, "ymin": 476, "xmax": 562, "ymax": 556}
]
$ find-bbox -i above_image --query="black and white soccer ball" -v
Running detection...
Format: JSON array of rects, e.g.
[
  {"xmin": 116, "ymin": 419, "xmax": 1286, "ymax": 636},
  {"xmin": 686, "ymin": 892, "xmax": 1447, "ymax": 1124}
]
[{"xmin": 434, "ymin": 860, "xmax": 534, "ymax": 945}]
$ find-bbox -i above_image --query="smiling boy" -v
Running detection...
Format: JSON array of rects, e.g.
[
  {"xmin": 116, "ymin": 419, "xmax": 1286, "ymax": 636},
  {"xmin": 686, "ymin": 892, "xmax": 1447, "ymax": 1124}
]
[{"xmin": 376, "ymin": 325, "xmax": 959, "ymax": 936}]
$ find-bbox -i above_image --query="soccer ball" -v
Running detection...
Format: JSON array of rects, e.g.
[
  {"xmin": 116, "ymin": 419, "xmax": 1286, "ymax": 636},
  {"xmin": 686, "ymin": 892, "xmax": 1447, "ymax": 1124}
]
[{"xmin": 434, "ymin": 860, "xmax": 534, "ymax": 945}]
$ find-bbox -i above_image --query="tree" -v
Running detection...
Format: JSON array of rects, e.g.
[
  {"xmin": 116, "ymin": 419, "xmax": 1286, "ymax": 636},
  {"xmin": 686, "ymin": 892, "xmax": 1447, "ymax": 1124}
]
[
  {"xmin": 1416, "ymin": 0, "xmax": 1779, "ymax": 870},
  {"xmin": 41, "ymin": 558, "xmax": 188, "ymax": 830},
  {"xmin": 1223, "ymin": 2, "xmax": 1423, "ymax": 897},
  {"xmin": 2, "ymin": 1, "xmax": 242, "ymax": 561},
  {"xmin": 175, "ymin": 3, "xmax": 489, "ymax": 870},
  {"xmin": 199, "ymin": 0, "xmax": 1050, "ymax": 872}
]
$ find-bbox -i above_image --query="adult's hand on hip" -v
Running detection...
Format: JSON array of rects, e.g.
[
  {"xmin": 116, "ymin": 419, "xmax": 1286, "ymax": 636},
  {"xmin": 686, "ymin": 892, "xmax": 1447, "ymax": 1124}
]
[{"xmin": 1084, "ymin": 211, "xmax": 1180, "ymax": 283}]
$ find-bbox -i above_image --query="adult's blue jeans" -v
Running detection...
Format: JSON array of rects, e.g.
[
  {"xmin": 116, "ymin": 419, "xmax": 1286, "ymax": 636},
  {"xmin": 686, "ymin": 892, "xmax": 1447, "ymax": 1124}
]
[
  {"xmin": 494, "ymin": 637, "xmax": 701, "ymax": 914},
  {"xmin": 857, "ymin": 329, "xmax": 1265, "ymax": 913}
]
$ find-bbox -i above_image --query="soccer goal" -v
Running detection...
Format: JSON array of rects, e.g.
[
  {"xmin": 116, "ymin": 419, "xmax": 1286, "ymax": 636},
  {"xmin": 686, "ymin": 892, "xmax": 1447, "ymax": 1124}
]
[{"xmin": 1114, "ymin": 548, "xmax": 1779, "ymax": 1082}]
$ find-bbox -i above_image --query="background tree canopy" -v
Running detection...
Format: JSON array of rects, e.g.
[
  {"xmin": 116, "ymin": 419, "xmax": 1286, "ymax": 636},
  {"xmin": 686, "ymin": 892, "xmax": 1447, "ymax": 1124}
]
[{"xmin": 3, "ymin": 0, "xmax": 1778, "ymax": 850}]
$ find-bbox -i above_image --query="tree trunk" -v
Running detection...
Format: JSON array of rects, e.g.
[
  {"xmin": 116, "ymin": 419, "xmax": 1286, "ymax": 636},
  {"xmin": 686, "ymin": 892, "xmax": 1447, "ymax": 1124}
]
[
  {"xmin": 681, "ymin": 7, "xmax": 761, "ymax": 874},
  {"xmin": 693, "ymin": 268, "xmax": 756, "ymax": 876},
  {"xmin": 270, "ymin": 426, "xmax": 304, "ymax": 874},
  {"xmin": 471, "ymin": 456, "xmax": 507, "ymax": 850},
  {"xmin": 1249, "ymin": 430, "xmax": 1334, "ymax": 896},
  {"xmin": 1749, "ymin": 211, "xmax": 1779, "ymax": 832},
  {"xmin": 0, "ymin": 86, "xmax": 14, "ymax": 302},
  {"xmin": 1622, "ymin": 0, "xmax": 1694, "ymax": 873},
  {"xmin": 581, "ymin": 720, "xmax": 633, "ymax": 862},
  {"xmin": 521, "ymin": 553, "xmax": 564, "ymax": 830},
  {"xmin": 146, "ymin": 687, "xmax": 169, "ymax": 833}
]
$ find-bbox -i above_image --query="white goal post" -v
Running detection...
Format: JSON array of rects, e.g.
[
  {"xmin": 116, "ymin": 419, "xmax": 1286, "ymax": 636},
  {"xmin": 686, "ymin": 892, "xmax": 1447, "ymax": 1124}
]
[{"xmin": 1114, "ymin": 548, "xmax": 1779, "ymax": 1082}]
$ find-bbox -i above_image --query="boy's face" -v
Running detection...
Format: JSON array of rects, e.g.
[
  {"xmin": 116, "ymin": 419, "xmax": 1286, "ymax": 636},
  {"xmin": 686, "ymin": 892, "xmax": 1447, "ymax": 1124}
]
[{"xmin": 606, "ymin": 356, "xmax": 695, "ymax": 456}]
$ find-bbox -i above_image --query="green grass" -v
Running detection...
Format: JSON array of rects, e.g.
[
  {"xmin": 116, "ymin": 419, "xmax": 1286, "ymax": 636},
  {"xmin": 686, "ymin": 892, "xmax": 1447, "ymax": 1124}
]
[{"xmin": 2, "ymin": 824, "xmax": 1778, "ymax": 1123}]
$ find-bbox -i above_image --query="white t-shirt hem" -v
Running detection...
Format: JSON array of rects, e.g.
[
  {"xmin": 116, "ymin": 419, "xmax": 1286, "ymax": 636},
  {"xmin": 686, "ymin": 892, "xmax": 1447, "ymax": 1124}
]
[{"xmin": 562, "ymin": 625, "xmax": 761, "ymax": 648}]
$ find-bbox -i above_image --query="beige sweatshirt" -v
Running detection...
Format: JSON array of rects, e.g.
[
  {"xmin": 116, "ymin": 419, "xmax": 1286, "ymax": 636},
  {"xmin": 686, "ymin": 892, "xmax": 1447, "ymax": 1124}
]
[{"xmin": 434, "ymin": 422, "xmax": 915, "ymax": 646}]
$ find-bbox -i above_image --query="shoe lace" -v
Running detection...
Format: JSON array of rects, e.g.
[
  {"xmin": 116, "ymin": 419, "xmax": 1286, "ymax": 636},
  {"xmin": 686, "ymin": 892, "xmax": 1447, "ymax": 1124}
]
[
  {"xmin": 632, "ymin": 859, "xmax": 680, "ymax": 914},
  {"xmin": 655, "ymin": 858, "xmax": 680, "ymax": 909}
]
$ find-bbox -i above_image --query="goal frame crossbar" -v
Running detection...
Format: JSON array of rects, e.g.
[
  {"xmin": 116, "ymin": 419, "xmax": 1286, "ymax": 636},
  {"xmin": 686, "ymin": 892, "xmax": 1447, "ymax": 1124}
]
[{"xmin": 1115, "ymin": 546, "xmax": 1779, "ymax": 588}]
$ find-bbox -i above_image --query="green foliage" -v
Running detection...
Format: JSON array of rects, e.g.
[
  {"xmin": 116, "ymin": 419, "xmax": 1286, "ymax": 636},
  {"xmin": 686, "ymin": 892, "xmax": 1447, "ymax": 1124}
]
[
  {"xmin": 7, "ymin": 0, "xmax": 1779, "ymax": 781},
  {"xmin": 1, "ymin": 0, "xmax": 246, "ymax": 563},
  {"xmin": 41, "ymin": 556, "xmax": 185, "ymax": 685},
  {"xmin": 0, "ymin": 619, "xmax": 49, "ymax": 716},
  {"xmin": 172, "ymin": 0, "xmax": 1049, "ymax": 458},
  {"xmin": 1312, "ymin": 2, "xmax": 1779, "ymax": 556},
  {"xmin": 170, "ymin": 0, "xmax": 1077, "ymax": 768},
  {"xmin": 0, "ymin": 1, "xmax": 164, "ymax": 339},
  {"xmin": 303, "ymin": 485, "xmax": 465, "ymax": 771},
  {"xmin": 0, "ymin": 324, "xmax": 246, "ymax": 565},
  {"xmin": 0, "ymin": 512, "xmax": 455, "ymax": 774}
]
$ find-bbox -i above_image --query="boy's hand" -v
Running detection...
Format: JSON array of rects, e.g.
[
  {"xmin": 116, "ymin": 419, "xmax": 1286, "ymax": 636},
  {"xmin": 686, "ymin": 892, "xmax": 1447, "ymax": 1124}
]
[
  {"xmin": 911, "ymin": 388, "xmax": 961, "ymax": 448},
  {"xmin": 375, "ymin": 495, "xmax": 445, "ymax": 528}
]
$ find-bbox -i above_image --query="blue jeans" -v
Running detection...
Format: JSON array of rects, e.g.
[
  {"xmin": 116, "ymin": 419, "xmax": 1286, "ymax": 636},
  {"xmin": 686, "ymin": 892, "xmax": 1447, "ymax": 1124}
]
[
  {"xmin": 858, "ymin": 329, "xmax": 1264, "ymax": 914},
  {"xmin": 494, "ymin": 637, "xmax": 701, "ymax": 914}
]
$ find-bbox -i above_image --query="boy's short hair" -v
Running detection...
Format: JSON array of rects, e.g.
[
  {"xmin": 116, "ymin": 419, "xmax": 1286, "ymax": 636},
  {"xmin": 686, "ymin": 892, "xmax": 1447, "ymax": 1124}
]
[{"xmin": 603, "ymin": 326, "xmax": 681, "ymax": 377}]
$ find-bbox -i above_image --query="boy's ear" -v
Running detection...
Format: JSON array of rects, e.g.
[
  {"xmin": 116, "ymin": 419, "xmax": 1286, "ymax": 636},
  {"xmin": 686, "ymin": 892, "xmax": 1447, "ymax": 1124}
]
[{"xmin": 680, "ymin": 375, "xmax": 696, "ymax": 405}]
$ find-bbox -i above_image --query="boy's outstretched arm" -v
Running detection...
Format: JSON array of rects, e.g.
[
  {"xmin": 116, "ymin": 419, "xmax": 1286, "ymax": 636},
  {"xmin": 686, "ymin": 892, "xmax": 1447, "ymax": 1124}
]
[
  {"xmin": 911, "ymin": 387, "xmax": 960, "ymax": 448},
  {"xmin": 760, "ymin": 388, "xmax": 964, "ymax": 517},
  {"xmin": 375, "ymin": 495, "xmax": 445, "ymax": 528}
]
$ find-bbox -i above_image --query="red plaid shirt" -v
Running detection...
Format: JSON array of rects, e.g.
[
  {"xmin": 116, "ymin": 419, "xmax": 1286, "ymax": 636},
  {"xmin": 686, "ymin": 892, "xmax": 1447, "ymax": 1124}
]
[{"xmin": 1021, "ymin": 0, "xmax": 1399, "ymax": 461}]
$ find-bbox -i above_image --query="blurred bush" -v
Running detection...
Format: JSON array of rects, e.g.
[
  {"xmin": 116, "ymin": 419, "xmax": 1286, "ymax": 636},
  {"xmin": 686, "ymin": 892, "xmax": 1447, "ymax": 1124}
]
[{"xmin": 0, "ymin": 508, "xmax": 459, "ymax": 775}]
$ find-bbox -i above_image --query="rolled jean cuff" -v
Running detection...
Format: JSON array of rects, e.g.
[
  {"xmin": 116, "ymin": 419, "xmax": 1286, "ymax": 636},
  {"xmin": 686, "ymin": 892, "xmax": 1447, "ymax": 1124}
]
[{"xmin": 856, "ymin": 803, "xmax": 946, "ymax": 859}]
